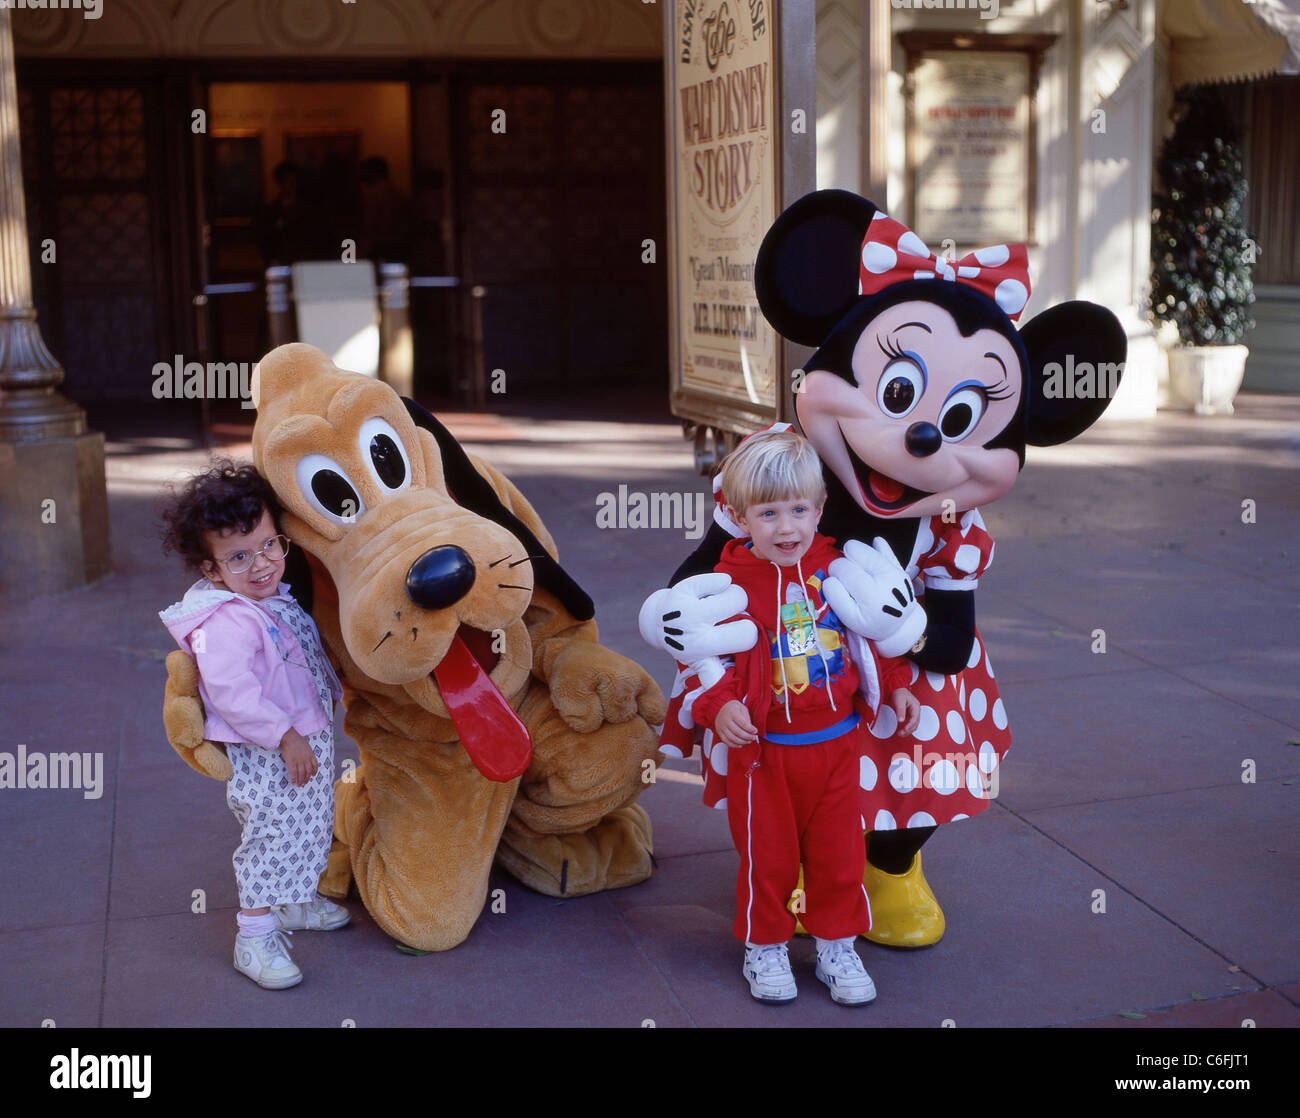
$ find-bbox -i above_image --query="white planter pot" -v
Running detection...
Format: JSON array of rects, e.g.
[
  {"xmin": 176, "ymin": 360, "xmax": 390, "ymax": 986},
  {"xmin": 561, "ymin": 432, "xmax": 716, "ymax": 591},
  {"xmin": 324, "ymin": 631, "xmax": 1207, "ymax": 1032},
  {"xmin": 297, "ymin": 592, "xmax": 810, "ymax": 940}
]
[{"xmin": 1167, "ymin": 344, "xmax": 1250, "ymax": 416}]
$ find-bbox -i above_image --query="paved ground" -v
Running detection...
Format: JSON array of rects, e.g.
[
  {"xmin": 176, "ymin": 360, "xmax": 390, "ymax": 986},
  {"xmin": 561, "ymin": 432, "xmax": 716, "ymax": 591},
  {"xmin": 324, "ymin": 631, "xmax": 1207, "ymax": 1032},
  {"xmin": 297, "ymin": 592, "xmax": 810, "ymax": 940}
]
[{"xmin": 2, "ymin": 388, "xmax": 1298, "ymax": 1028}]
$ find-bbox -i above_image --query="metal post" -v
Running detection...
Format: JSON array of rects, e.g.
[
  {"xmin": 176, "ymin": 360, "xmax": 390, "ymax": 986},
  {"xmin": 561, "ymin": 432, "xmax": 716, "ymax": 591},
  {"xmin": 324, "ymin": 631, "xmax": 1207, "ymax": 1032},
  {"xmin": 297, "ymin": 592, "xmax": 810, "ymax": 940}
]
[
  {"xmin": 469, "ymin": 284, "xmax": 487, "ymax": 409},
  {"xmin": 192, "ymin": 291, "xmax": 213, "ymax": 447},
  {"xmin": 379, "ymin": 261, "xmax": 413, "ymax": 398},
  {"xmin": 265, "ymin": 265, "xmax": 295, "ymax": 349}
]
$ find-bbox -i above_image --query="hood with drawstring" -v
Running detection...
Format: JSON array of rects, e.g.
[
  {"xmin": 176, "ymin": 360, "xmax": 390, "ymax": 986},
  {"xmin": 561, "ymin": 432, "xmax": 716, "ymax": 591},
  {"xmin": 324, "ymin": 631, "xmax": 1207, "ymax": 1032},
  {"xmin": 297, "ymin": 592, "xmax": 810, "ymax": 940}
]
[
  {"xmin": 692, "ymin": 533, "xmax": 907, "ymax": 738},
  {"xmin": 160, "ymin": 579, "xmax": 340, "ymax": 750}
]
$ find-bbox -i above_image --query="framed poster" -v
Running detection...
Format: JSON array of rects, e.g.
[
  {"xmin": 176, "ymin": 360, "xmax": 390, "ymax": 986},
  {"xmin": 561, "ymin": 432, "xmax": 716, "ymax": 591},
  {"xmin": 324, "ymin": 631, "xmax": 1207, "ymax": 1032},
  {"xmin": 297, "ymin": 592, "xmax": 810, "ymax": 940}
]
[
  {"xmin": 664, "ymin": 0, "xmax": 814, "ymax": 439},
  {"xmin": 900, "ymin": 32, "xmax": 1056, "ymax": 247}
]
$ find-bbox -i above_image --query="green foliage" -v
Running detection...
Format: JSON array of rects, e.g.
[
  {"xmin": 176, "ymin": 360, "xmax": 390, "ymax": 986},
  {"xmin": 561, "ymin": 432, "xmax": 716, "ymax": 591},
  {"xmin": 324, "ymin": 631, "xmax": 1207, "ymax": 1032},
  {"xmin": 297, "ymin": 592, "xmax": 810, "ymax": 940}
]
[{"xmin": 1149, "ymin": 85, "xmax": 1256, "ymax": 346}]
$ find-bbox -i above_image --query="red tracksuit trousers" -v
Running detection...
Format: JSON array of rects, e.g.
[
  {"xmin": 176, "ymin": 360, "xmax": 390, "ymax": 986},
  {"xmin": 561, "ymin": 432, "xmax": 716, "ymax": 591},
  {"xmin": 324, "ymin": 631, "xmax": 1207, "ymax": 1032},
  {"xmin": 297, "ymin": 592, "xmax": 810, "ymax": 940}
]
[{"xmin": 725, "ymin": 727, "xmax": 872, "ymax": 945}]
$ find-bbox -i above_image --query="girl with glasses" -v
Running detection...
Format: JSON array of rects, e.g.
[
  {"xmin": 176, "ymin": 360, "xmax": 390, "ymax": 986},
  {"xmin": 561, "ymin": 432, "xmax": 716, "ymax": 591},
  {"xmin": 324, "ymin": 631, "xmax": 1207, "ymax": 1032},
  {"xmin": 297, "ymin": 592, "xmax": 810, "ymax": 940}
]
[{"xmin": 159, "ymin": 460, "xmax": 347, "ymax": 990}]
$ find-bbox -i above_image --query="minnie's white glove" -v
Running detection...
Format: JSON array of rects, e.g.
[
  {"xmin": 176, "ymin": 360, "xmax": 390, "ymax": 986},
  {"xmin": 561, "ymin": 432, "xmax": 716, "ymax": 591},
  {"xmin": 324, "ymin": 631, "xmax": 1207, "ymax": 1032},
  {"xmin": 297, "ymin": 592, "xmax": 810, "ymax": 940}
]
[
  {"xmin": 641, "ymin": 574, "xmax": 757, "ymax": 739},
  {"xmin": 638, "ymin": 573, "xmax": 757, "ymax": 663},
  {"xmin": 822, "ymin": 537, "xmax": 927, "ymax": 658}
]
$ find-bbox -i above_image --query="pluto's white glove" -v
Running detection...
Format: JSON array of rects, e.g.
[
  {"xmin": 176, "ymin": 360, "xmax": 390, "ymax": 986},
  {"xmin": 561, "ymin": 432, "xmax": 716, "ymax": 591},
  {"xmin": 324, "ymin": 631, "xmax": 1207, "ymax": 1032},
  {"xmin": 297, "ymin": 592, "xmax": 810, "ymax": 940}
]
[
  {"xmin": 822, "ymin": 537, "xmax": 927, "ymax": 658},
  {"xmin": 638, "ymin": 572, "xmax": 757, "ymax": 663}
]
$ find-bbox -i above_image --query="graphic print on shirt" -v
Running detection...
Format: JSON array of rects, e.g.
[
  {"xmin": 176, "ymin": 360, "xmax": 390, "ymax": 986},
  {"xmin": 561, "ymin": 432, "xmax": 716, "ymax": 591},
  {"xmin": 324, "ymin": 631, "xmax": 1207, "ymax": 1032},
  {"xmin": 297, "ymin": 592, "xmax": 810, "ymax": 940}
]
[{"xmin": 770, "ymin": 576, "xmax": 850, "ymax": 698}]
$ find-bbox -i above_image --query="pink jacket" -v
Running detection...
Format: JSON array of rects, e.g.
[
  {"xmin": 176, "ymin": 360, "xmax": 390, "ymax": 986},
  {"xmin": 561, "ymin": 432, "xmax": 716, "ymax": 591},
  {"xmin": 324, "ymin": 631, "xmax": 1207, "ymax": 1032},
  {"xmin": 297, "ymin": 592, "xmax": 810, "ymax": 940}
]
[{"xmin": 159, "ymin": 580, "xmax": 342, "ymax": 750}]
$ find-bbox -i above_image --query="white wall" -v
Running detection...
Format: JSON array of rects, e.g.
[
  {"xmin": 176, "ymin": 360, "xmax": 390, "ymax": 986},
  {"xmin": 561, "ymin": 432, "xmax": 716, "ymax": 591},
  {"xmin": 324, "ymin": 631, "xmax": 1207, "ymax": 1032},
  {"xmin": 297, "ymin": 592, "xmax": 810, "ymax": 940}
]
[
  {"xmin": 815, "ymin": 0, "xmax": 1160, "ymax": 417},
  {"xmin": 1244, "ymin": 288, "xmax": 1300, "ymax": 392}
]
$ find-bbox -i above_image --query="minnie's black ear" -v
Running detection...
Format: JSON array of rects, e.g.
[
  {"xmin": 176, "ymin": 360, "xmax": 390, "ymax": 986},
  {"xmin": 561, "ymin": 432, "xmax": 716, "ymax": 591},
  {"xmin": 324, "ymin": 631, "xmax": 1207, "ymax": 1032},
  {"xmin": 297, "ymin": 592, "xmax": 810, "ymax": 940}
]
[
  {"xmin": 1019, "ymin": 301, "xmax": 1128, "ymax": 446},
  {"xmin": 755, "ymin": 189, "xmax": 880, "ymax": 347}
]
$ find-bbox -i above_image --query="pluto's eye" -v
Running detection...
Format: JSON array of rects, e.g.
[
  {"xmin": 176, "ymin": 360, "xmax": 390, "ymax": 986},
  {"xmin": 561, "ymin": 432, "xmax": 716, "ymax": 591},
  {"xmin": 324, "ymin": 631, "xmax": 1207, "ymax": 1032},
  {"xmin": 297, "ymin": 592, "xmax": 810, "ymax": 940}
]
[
  {"xmin": 295, "ymin": 454, "xmax": 366, "ymax": 525},
  {"xmin": 876, "ymin": 362, "xmax": 923, "ymax": 418},
  {"xmin": 369, "ymin": 434, "xmax": 404, "ymax": 486},
  {"xmin": 312, "ymin": 470, "xmax": 360, "ymax": 515},
  {"xmin": 358, "ymin": 417, "xmax": 411, "ymax": 492},
  {"xmin": 938, "ymin": 385, "xmax": 987, "ymax": 442}
]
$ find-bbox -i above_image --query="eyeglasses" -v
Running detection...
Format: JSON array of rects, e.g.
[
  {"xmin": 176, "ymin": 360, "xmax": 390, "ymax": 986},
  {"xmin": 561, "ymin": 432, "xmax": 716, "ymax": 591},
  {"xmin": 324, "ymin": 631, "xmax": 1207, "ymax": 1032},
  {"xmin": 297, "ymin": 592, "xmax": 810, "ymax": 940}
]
[{"xmin": 216, "ymin": 535, "xmax": 291, "ymax": 574}]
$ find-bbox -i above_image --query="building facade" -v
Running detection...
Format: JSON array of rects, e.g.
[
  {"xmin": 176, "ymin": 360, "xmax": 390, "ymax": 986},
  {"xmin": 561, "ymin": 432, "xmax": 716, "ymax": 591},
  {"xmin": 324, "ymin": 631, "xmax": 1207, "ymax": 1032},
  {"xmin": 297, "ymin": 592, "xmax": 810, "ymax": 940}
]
[
  {"xmin": 815, "ymin": 0, "xmax": 1298, "ymax": 414},
  {"xmin": 9, "ymin": 0, "xmax": 1297, "ymax": 415}
]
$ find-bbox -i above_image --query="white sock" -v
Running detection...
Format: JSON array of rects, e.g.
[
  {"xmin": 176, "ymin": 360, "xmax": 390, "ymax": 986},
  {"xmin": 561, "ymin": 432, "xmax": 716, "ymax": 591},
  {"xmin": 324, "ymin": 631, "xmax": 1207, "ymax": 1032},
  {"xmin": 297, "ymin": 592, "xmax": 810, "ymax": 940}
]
[{"xmin": 237, "ymin": 911, "xmax": 277, "ymax": 938}]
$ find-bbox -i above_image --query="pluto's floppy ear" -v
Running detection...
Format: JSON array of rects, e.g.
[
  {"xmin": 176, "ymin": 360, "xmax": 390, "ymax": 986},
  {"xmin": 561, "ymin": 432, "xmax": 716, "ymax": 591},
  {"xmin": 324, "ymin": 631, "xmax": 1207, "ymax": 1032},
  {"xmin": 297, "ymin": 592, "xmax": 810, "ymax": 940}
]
[
  {"xmin": 400, "ymin": 398, "xmax": 595, "ymax": 622},
  {"xmin": 1019, "ymin": 302, "xmax": 1128, "ymax": 447},
  {"xmin": 755, "ymin": 189, "xmax": 880, "ymax": 346}
]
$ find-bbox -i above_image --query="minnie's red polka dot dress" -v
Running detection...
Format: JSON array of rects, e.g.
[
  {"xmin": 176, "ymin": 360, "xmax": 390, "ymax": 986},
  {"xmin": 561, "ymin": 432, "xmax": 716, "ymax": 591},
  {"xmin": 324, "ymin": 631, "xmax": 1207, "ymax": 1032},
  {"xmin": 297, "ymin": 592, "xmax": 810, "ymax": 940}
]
[{"xmin": 862, "ymin": 508, "xmax": 1010, "ymax": 829}]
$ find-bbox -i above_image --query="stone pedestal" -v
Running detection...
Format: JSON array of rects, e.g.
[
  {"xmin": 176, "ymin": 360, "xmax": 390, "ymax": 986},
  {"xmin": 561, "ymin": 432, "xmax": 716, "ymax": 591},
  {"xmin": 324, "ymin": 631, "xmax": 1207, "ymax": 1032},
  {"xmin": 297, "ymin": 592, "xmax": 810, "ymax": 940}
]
[{"xmin": 0, "ymin": 431, "xmax": 111, "ymax": 595}]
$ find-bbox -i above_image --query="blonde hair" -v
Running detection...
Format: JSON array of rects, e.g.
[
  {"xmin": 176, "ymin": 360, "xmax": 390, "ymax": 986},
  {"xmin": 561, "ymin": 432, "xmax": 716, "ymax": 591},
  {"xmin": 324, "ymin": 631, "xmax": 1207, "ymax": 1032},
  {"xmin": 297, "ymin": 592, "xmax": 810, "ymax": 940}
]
[{"xmin": 720, "ymin": 428, "xmax": 826, "ymax": 516}]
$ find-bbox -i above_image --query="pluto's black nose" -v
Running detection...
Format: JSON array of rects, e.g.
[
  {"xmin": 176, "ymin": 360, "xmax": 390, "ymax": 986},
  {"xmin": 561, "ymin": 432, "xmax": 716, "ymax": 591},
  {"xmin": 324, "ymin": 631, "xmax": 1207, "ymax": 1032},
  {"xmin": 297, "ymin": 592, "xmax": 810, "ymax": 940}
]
[
  {"xmin": 904, "ymin": 421, "xmax": 943, "ymax": 458},
  {"xmin": 405, "ymin": 546, "xmax": 476, "ymax": 610}
]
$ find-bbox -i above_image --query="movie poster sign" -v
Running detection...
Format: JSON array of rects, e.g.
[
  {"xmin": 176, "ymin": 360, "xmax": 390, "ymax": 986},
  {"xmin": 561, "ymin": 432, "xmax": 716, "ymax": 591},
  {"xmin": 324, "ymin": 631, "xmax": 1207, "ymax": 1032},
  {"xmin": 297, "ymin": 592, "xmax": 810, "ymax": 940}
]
[
  {"xmin": 902, "ymin": 33, "xmax": 1055, "ymax": 247},
  {"xmin": 666, "ymin": 0, "xmax": 781, "ymax": 430}
]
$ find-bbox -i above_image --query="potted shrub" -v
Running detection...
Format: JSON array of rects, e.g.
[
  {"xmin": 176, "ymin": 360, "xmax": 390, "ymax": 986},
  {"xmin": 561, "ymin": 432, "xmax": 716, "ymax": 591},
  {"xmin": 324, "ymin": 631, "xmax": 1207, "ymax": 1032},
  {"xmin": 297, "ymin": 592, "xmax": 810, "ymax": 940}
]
[{"xmin": 1149, "ymin": 84, "xmax": 1256, "ymax": 415}]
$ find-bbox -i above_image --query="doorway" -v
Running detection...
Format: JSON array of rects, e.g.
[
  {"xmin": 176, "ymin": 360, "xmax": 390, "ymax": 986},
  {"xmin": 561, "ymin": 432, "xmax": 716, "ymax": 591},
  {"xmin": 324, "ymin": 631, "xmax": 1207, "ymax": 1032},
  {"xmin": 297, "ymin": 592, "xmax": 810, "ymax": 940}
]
[{"xmin": 203, "ymin": 80, "xmax": 420, "ymax": 370}]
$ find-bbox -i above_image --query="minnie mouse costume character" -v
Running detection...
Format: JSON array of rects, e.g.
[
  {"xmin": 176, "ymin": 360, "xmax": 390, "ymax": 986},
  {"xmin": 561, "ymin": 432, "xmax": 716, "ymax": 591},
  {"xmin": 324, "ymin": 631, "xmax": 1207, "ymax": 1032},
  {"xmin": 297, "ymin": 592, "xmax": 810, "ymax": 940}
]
[{"xmin": 643, "ymin": 190, "xmax": 1127, "ymax": 947}]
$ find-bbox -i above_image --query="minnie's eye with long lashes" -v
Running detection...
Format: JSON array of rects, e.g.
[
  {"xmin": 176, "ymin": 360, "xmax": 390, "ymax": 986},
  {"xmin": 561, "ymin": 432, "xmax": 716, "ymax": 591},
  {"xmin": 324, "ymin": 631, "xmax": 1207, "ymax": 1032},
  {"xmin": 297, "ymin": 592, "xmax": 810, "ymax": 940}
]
[
  {"xmin": 876, "ymin": 361, "xmax": 923, "ymax": 417},
  {"xmin": 938, "ymin": 385, "xmax": 987, "ymax": 441}
]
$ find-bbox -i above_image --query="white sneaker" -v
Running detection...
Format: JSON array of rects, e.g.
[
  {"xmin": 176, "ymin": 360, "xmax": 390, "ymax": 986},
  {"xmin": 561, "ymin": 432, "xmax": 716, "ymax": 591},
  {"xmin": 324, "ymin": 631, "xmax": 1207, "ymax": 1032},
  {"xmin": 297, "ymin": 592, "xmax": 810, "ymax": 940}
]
[
  {"xmin": 274, "ymin": 896, "xmax": 350, "ymax": 931},
  {"xmin": 743, "ymin": 942, "xmax": 797, "ymax": 1003},
  {"xmin": 814, "ymin": 937, "xmax": 876, "ymax": 1005},
  {"xmin": 234, "ymin": 928, "xmax": 302, "ymax": 990}
]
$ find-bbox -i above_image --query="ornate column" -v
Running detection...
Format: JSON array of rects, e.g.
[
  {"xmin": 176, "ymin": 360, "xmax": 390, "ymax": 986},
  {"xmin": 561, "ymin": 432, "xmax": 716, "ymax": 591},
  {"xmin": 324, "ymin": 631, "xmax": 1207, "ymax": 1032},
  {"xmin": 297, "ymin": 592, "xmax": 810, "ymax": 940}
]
[
  {"xmin": 0, "ymin": 7, "xmax": 81, "ymax": 441},
  {"xmin": 1076, "ymin": 0, "xmax": 1158, "ymax": 418},
  {"xmin": 0, "ymin": 6, "xmax": 110, "ymax": 593},
  {"xmin": 861, "ymin": 0, "xmax": 890, "ymax": 205}
]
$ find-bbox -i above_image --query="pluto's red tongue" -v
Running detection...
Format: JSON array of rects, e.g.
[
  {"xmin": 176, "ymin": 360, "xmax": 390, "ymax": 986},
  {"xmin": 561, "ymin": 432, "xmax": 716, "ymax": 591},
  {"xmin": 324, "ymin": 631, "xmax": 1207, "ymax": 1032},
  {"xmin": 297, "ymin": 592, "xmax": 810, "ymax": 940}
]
[
  {"xmin": 867, "ymin": 470, "xmax": 904, "ymax": 504},
  {"xmin": 432, "ymin": 633, "xmax": 532, "ymax": 782}
]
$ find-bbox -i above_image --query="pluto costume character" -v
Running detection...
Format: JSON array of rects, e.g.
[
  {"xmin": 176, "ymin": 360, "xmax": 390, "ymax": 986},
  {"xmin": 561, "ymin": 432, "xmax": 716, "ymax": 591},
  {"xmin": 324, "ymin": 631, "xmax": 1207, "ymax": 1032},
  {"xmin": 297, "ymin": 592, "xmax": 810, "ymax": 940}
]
[{"xmin": 164, "ymin": 343, "xmax": 665, "ymax": 951}]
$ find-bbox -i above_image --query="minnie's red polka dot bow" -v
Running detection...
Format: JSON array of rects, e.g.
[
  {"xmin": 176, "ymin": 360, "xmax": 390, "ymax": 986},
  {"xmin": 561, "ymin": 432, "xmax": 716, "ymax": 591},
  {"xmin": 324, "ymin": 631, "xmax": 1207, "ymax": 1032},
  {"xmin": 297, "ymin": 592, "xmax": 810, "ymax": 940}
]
[{"xmin": 858, "ymin": 213, "xmax": 1032, "ymax": 320}]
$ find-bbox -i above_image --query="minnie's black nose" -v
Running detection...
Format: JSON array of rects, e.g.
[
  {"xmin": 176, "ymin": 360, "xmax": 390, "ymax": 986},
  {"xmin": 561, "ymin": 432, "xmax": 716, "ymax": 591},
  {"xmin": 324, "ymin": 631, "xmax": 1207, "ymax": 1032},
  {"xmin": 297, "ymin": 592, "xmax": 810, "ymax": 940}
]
[
  {"xmin": 905, "ymin": 421, "xmax": 943, "ymax": 458},
  {"xmin": 405, "ymin": 546, "xmax": 475, "ymax": 610}
]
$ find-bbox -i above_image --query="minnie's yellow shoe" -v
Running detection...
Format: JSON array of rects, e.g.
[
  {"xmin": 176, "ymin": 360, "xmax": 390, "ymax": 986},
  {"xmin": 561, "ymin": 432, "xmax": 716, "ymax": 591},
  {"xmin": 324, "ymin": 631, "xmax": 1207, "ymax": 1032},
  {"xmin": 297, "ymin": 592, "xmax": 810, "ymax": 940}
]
[{"xmin": 862, "ymin": 852, "xmax": 945, "ymax": 947}]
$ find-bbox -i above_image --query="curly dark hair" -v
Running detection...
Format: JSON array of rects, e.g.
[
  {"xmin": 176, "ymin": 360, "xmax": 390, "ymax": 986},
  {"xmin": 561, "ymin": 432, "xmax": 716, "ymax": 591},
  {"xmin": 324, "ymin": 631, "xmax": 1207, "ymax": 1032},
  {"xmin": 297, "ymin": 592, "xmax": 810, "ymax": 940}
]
[{"xmin": 159, "ymin": 459, "xmax": 282, "ymax": 573}]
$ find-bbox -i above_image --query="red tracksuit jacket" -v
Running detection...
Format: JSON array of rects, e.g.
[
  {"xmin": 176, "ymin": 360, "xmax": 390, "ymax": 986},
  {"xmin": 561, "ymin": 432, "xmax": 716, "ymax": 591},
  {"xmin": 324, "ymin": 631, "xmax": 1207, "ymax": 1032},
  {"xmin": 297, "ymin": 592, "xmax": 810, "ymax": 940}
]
[{"xmin": 692, "ymin": 533, "xmax": 912, "ymax": 740}]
